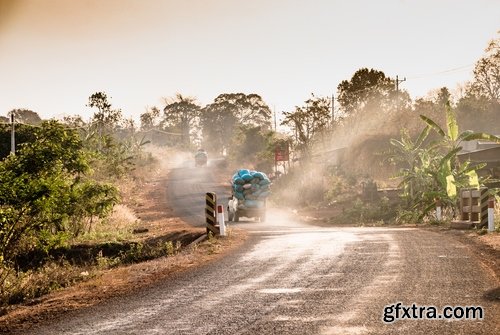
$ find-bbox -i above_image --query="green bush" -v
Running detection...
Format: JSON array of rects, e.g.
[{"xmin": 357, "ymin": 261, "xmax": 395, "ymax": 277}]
[{"xmin": 0, "ymin": 121, "xmax": 118, "ymax": 267}]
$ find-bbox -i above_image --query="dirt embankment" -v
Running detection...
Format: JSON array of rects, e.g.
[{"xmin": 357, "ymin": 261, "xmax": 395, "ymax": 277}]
[{"xmin": 0, "ymin": 166, "xmax": 247, "ymax": 334}]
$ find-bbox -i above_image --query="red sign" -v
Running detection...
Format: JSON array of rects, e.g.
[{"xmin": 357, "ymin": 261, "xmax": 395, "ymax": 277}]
[{"xmin": 275, "ymin": 144, "xmax": 289, "ymax": 161}]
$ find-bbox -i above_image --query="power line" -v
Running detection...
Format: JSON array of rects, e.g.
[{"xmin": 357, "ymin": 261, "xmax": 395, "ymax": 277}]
[
  {"xmin": 395, "ymin": 75, "xmax": 406, "ymax": 114},
  {"xmin": 407, "ymin": 64, "xmax": 474, "ymax": 79},
  {"xmin": 140, "ymin": 128, "xmax": 182, "ymax": 136}
]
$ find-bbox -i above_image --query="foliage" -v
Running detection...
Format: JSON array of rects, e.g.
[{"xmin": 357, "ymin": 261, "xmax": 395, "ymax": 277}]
[
  {"xmin": 162, "ymin": 94, "xmax": 201, "ymax": 148},
  {"xmin": 88, "ymin": 92, "xmax": 123, "ymax": 130},
  {"xmin": 8, "ymin": 109, "xmax": 42, "ymax": 125},
  {"xmin": 0, "ymin": 260, "xmax": 86, "ymax": 307},
  {"xmin": 84, "ymin": 92, "xmax": 153, "ymax": 178},
  {"xmin": 0, "ymin": 124, "xmax": 37, "ymax": 159},
  {"xmin": 470, "ymin": 34, "xmax": 500, "ymax": 101},
  {"xmin": 456, "ymin": 34, "xmax": 500, "ymax": 134},
  {"xmin": 66, "ymin": 181, "xmax": 119, "ymax": 236},
  {"xmin": 337, "ymin": 68, "xmax": 405, "ymax": 117},
  {"xmin": 140, "ymin": 106, "xmax": 161, "ymax": 131},
  {"xmin": 87, "ymin": 91, "xmax": 124, "ymax": 153},
  {"xmin": 201, "ymin": 93, "xmax": 272, "ymax": 154},
  {"xmin": 281, "ymin": 94, "xmax": 332, "ymax": 154},
  {"xmin": 389, "ymin": 102, "xmax": 500, "ymax": 222},
  {"xmin": 228, "ymin": 126, "xmax": 281, "ymax": 172},
  {"xmin": 0, "ymin": 121, "xmax": 118, "ymax": 267}
]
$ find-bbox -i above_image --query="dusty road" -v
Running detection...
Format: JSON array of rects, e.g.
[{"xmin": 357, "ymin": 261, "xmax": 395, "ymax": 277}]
[{"xmin": 25, "ymin": 162, "xmax": 499, "ymax": 334}]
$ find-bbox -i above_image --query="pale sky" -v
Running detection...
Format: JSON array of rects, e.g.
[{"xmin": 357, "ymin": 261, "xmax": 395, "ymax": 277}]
[{"xmin": 0, "ymin": 0, "xmax": 499, "ymax": 123}]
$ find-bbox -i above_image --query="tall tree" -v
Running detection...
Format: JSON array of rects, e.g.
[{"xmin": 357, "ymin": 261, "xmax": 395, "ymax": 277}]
[
  {"xmin": 88, "ymin": 92, "xmax": 123, "ymax": 130},
  {"xmin": 87, "ymin": 92, "xmax": 123, "ymax": 152},
  {"xmin": 201, "ymin": 93, "xmax": 272, "ymax": 153},
  {"xmin": 412, "ymin": 87, "xmax": 452, "ymax": 134},
  {"xmin": 140, "ymin": 106, "xmax": 161, "ymax": 131},
  {"xmin": 470, "ymin": 34, "xmax": 500, "ymax": 101},
  {"xmin": 457, "ymin": 34, "xmax": 500, "ymax": 133},
  {"xmin": 200, "ymin": 102, "xmax": 237, "ymax": 154},
  {"xmin": 337, "ymin": 68, "xmax": 398, "ymax": 116},
  {"xmin": 281, "ymin": 94, "xmax": 331, "ymax": 153},
  {"xmin": 162, "ymin": 94, "xmax": 200, "ymax": 148},
  {"xmin": 211, "ymin": 93, "xmax": 272, "ymax": 128},
  {"xmin": 8, "ymin": 109, "xmax": 42, "ymax": 125}
]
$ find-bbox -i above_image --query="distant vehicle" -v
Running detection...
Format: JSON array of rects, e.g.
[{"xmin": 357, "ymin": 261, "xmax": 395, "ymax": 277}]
[{"xmin": 194, "ymin": 149, "xmax": 208, "ymax": 167}]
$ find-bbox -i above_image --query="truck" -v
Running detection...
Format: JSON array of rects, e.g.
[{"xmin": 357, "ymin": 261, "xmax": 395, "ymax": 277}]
[
  {"xmin": 194, "ymin": 149, "xmax": 208, "ymax": 167},
  {"xmin": 227, "ymin": 196, "xmax": 266, "ymax": 222},
  {"xmin": 227, "ymin": 169, "xmax": 271, "ymax": 223}
]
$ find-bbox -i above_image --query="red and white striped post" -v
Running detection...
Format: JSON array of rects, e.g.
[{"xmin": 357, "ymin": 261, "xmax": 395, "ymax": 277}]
[
  {"xmin": 217, "ymin": 205, "xmax": 226, "ymax": 236},
  {"xmin": 488, "ymin": 197, "xmax": 495, "ymax": 232},
  {"xmin": 435, "ymin": 198, "xmax": 442, "ymax": 221}
]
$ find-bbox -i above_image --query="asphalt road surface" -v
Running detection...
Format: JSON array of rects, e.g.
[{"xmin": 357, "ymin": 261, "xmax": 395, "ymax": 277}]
[{"xmin": 29, "ymin": 162, "xmax": 499, "ymax": 334}]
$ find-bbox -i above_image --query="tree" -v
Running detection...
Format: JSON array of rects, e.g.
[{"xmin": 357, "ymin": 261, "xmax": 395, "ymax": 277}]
[
  {"xmin": 281, "ymin": 94, "xmax": 331, "ymax": 153},
  {"xmin": 162, "ymin": 94, "xmax": 200, "ymax": 148},
  {"xmin": 390, "ymin": 103, "xmax": 499, "ymax": 223},
  {"xmin": 140, "ymin": 106, "xmax": 161, "ymax": 131},
  {"xmin": 421, "ymin": 102, "xmax": 500, "ymax": 161},
  {"xmin": 457, "ymin": 34, "xmax": 500, "ymax": 133},
  {"xmin": 456, "ymin": 92, "xmax": 499, "ymax": 133},
  {"xmin": 87, "ymin": 92, "xmax": 124, "ymax": 152},
  {"xmin": 419, "ymin": 102, "xmax": 499, "ymax": 205},
  {"xmin": 62, "ymin": 115, "xmax": 86, "ymax": 128},
  {"xmin": 8, "ymin": 109, "xmax": 42, "ymax": 125},
  {"xmin": 0, "ymin": 121, "xmax": 119, "ymax": 266},
  {"xmin": 412, "ymin": 87, "xmax": 452, "ymax": 134},
  {"xmin": 337, "ymin": 68, "xmax": 400, "ymax": 116},
  {"xmin": 470, "ymin": 34, "xmax": 500, "ymax": 101},
  {"xmin": 211, "ymin": 93, "xmax": 272, "ymax": 128},
  {"xmin": 200, "ymin": 103, "xmax": 237, "ymax": 154},
  {"xmin": 201, "ymin": 93, "xmax": 272, "ymax": 153},
  {"xmin": 88, "ymin": 92, "xmax": 123, "ymax": 128},
  {"xmin": 0, "ymin": 124, "xmax": 36, "ymax": 159}
]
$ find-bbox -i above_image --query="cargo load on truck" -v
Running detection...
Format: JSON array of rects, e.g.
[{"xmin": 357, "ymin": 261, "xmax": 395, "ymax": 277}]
[{"xmin": 227, "ymin": 169, "xmax": 271, "ymax": 222}]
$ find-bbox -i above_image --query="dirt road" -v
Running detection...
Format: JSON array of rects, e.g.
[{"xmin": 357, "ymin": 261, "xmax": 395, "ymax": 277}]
[{"xmin": 23, "ymin": 163, "xmax": 499, "ymax": 334}]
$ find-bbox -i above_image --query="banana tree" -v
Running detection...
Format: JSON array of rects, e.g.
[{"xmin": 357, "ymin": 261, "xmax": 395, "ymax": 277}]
[
  {"xmin": 420, "ymin": 101, "xmax": 500, "ymax": 198},
  {"xmin": 389, "ymin": 126, "xmax": 431, "ymax": 205}
]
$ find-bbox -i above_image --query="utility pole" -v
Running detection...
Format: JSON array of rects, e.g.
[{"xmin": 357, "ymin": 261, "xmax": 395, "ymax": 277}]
[
  {"xmin": 273, "ymin": 106, "xmax": 277, "ymax": 131},
  {"xmin": 395, "ymin": 75, "xmax": 406, "ymax": 114},
  {"xmin": 10, "ymin": 112, "xmax": 15, "ymax": 155},
  {"xmin": 331, "ymin": 93, "xmax": 335, "ymax": 123}
]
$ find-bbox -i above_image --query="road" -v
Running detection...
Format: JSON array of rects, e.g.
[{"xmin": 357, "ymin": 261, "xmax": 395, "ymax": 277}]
[{"xmin": 29, "ymin": 162, "xmax": 499, "ymax": 334}]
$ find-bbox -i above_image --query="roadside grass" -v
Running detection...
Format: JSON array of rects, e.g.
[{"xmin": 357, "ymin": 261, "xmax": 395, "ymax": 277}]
[
  {"xmin": 0, "ymin": 261, "xmax": 92, "ymax": 310},
  {"xmin": 1, "ymin": 230, "xmax": 200, "ymax": 314},
  {"xmin": 75, "ymin": 204, "xmax": 137, "ymax": 244}
]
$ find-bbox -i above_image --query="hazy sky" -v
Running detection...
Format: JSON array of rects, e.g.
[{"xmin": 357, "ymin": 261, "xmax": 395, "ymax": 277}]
[{"xmin": 0, "ymin": 0, "xmax": 499, "ymax": 122}]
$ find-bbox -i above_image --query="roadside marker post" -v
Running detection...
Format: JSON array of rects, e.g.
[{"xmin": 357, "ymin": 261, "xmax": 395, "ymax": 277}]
[
  {"xmin": 488, "ymin": 197, "xmax": 495, "ymax": 232},
  {"xmin": 205, "ymin": 192, "xmax": 220, "ymax": 235},
  {"xmin": 217, "ymin": 205, "xmax": 226, "ymax": 236},
  {"xmin": 435, "ymin": 198, "xmax": 442, "ymax": 221}
]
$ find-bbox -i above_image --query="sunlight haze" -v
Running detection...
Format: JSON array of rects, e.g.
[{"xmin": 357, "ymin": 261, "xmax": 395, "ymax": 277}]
[{"xmin": 0, "ymin": 0, "xmax": 499, "ymax": 122}]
